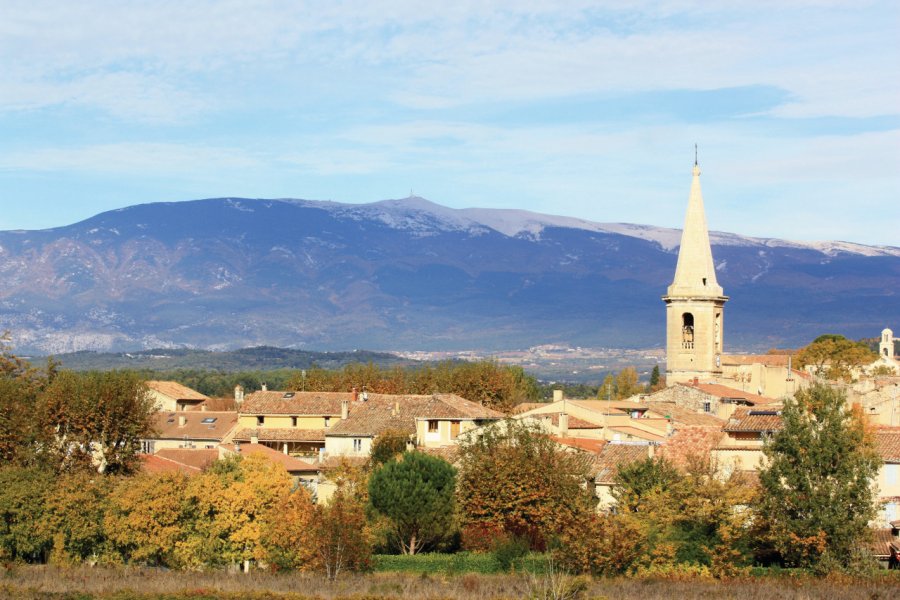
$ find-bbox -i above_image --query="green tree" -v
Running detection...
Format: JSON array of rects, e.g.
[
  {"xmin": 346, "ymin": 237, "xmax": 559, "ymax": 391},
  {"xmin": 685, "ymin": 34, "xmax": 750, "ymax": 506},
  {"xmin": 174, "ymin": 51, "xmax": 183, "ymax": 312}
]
[
  {"xmin": 615, "ymin": 367, "xmax": 642, "ymax": 399},
  {"xmin": 612, "ymin": 456, "xmax": 682, "ymax": 514},
  {"xmin": 457, "ymin": 419, "xmax": 593, "ymax": 549},
  {"xmin": 40, "ymin": 471, "xmax": 113, "ymax": 564},
  {"xmin": 0, "ymin": 467, "xmax": 53, "ymax": 562},
  {"xmin": 757, "ymin": 383, "xmax": 880, "ymax": 569},
  {"xmin": 796, "ymin": 335, "xmax": 877, "ymax": 381},
  {"xmin": 368, "ymin": 451, "xmax": 456, "ymax": 554},
  {"xmin": 648, "ymin": 365, "xmax": 661, "ymax": 391}
]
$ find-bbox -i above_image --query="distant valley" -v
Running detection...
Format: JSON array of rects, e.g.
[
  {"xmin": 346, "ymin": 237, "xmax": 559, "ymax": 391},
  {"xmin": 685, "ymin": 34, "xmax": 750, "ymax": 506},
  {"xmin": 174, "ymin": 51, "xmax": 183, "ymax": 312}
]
[{"xmin": 1, "ymin": 196, "xmax": 897, "ymax": 355}]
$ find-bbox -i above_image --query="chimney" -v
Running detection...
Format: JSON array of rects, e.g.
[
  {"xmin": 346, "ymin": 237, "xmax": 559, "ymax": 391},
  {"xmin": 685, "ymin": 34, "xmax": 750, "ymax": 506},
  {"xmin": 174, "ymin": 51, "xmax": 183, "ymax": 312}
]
[
  {"xmin": 234, "ymin": 385, "xmax": 244, "ymax": 404},
  {"xmin": 341, "ymin": 400, "xmax": 350, "ymax": 420},
  {"xmin": 201, "ymin": 404, "xmax": 207, "ymax": 412},
  {"xmin": 352, "ymin": 387, "xmax": 359, "ymax": 402},
  {"xmin": 559, "ymin": 413, "xmax": 569, "ymax": 437},
  {"xmin": 250, "ymin": 433, "xmax": 259, "ymax": 445},
  {"xmin": 693, "ymin": 377, "xmax": 699, "ymax": 386},
  {"xmin": 553, "ymin": 389, "xmax": 563, "ymax": 403},
  {"xmin": 178, "ymin": 415, "xmax": 186, "ymax": 428},
  {"xmin": 261, "ymin": 383, "xmax": 268, "ymax": 392}
]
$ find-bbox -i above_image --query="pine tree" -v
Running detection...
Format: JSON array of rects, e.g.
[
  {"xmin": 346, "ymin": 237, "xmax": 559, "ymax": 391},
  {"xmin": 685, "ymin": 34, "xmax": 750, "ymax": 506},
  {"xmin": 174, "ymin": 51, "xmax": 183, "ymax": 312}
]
[
  {"xmin": 757, "ymin": 383, "xmax": 880, "ymax": 569},
  {"xmin": 368, "ymin": 451, "xmax": 456, "ymax": 554}
]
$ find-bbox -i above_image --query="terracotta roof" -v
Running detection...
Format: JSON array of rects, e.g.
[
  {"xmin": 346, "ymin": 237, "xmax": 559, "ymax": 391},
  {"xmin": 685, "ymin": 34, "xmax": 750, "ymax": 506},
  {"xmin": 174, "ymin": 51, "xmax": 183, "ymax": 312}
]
[
  {"xmin": 679, "ymin": 382, "xmax": 777, "ymax": 405},
  {"xmin": 241, "ymin": 391, "xmax": 349, "ymax": 416},
  {"xmin": 532, "ymin": 413, "xmax": 601, "ymax": 430},
  {"xmin": 722, "ymin": 354, "xmax": 791, "ymax": 367},
  {"xmin": 419, "ymin": 445, "xmax": 461, "ymax": 464},
  {"xmin": 220, "ymin": 443, "xmax": 318, "ymax": 473},
  {"xmin": 722, "ymin": 408, "xmax": 782, "ymax": 433},
  {"xmin": 553, "ymin": 436, "xmax": 606, "ymax": 454},
  {"xmin": 865, "ymin": 528, "xmax": 898, "ymax": 558},
  {"xmin": 327, "ymin": 393, "xmax": 503, "ymax": 437},
  {"xmin": 644, "ymin": 401, "xmax": 725, "ymax": 427},
  {"xmin": 154, "ymin": 448, "xmax": 218, "ymax": 470},
  {"xmin": 139, "ymin": 453, "xmax": 202, "ymax": 474},
  {"xmin": 232, "ymin": 427, "xmax": 326, "ymax": 442},
  {"xmin": 875, "ymin": 428, "xmax": 900, "ymax": 462},
  {"xmin": 609, "ymin": 426, "xmax": 665, "ymax": 442},
  {"xmin": 592, "ymin": 444, "xmax": 652, "ymax": 483},
  {"xmin": 569, "ymin": 400, "xmax": 629, "ymax": 415},
  {"xmin": 146, "ymin": 381, "xmax": 209, "ymax": 401},
  {"xmin": 658, "ymin": 426, "xmax": 723, "ymax": 468},
  {"xmin": 151, "ymin": 411, "xmax": 238, "ymax": 441},
  {"xmin": 320, "ymin": 455, "xmax": 368, "ymax": 470}
]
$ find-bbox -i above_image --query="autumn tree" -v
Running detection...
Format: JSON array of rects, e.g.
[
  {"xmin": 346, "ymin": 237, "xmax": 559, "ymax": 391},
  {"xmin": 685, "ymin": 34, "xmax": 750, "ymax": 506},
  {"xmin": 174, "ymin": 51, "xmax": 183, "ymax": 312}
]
[
  {"xmin": 38, "ymin": 370, "xmax": 156, "ymax": 474},
  {"xmin": 555, "ymin": 512, "xmax": 644, "ymax": 576},
  {"xmin": 368, "ymin": 451, "xmax": 456, "ymax": 554},
  {"xmin": 0, "ymin": 336, "xmax": 49, "ymax": 467},
  {"xmin": 105, "ymin": 471, "xmax": 194, "ymax": 567},
  {"xmin": 612, "ymin": 456, "xmax": 682, "ymax": 514},
  {"xmin": 757, "ymin": 383, "xmax": 880, "ymax": 570},
  {"xmin": 615, "ymin": 367, "xmax": 642, "ymax": 399},
  {"xmin": 185, "ymin": 454, "xmax": 292, "ymax": 571},
  {"xmin": 796, "ymin": 334, "xmax": 877, "ymax": 381},
  {"xmin": 40, "ymin": 471, "xmax": 113, "ymax": 564},
  {"xmin": 369, "ymin": 429, "xmax": 411, "ymax": 467},
  {"xmin": 456, "ymin": 419, "xmax": 593, "ymax": 549},
  {"xmin": 311, "ymin": 488, "xmax": 372, "ymax": 580},
  {"xmin": 261, "ymin": 487, "xmax": 318, "ymax": 570}
]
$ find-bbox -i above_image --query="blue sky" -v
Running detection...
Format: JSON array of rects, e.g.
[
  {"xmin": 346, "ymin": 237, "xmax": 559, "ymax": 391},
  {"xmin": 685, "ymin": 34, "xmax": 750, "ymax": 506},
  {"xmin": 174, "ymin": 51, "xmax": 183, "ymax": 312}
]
[{"xmin": 1, "ymin": 1, "xmax": 898, "ymax": 245}]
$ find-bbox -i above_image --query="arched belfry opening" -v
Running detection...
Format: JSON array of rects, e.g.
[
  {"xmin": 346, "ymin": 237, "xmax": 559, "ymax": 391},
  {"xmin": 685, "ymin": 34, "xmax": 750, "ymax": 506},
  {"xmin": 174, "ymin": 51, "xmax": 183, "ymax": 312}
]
[{"xmin": 681, "ymin": 313, "xmax": 694, "ymax": 348}]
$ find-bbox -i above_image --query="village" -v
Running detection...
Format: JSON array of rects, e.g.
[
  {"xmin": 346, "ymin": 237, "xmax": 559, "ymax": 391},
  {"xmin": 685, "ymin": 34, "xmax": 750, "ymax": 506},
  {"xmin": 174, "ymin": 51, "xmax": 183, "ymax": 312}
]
[{"xmin": 130, "ymin": 161, "xmax": 900, "ymax": 570}]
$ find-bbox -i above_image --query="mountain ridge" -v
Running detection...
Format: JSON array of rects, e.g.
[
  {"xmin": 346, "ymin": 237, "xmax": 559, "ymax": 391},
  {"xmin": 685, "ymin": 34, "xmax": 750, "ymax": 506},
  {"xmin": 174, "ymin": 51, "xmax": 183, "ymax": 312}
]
[{"xmin": 1, "ymin": 196, "xmax": 897, "ymax": 354}]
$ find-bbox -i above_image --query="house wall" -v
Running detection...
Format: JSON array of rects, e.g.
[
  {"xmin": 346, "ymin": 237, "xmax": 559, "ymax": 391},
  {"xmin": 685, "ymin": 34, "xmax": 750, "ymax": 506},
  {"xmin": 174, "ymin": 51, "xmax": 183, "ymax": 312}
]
[
  {"xmin": 875, "ymin": 462, "xmax": 900, "ymax": 526},
  {"xmin": 149, "ymin": 390, "xmax": 177, "ymax": 412},
  {"xmin": 414, "ymin": 418, "xmax": 481, "ymax": 447},
  {"xmin": 237, "ymin": 415, "xmax": 335, "ymax": 430},
  {"xmin": 324, "ymin": 435, "xmax": 373, "ymax": 457},
  {"xmin": 594, "ymin": 483, "xmax": 616, "ymax": 512}
]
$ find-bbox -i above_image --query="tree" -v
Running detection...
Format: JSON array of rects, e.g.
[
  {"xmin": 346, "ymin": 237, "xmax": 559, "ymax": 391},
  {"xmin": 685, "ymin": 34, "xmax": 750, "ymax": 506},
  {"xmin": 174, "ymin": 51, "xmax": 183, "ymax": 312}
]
[
  {"xmin": 556, "ymin": 513, "xmax": 644, "ymax": 576},
  {"xmin": 185, "ymin": 454, "xmax": 292, "ymax": 571},
  {"xmin": 796, "ymin": 335, "xmax": 876, "ymax": 381},
  {"xmin": 369, "ymin": 429, "xmax": 411, "ymax": 467},
  {"xmin": 38, "ymin": 371, "xmax": 157, "ymax": 474},
  {"xmin": 0, "ymin": 336, "xmax": 49, "ymax": 467},
  {"xmin": 612, "ymin": 456, "xmax": 682, "ymax": 514},
  {"xmin": 261, "ymin": 487, "xmax": 318, "ymax": 570},
  {"xmin": 311, "ymin": 488, "xmax": 372, "ymax": 580},
  {"xmin": 648, "ymin": 365, "xmax": 662, "ymax": 392},
  {"xmin": 0, "ymin": 467, "xmax": 52, "ymax": 562},
  {"xmin": 40, "ymin": 471, "xmax": 113, "ymax": 564},
  {"xmin": 368, "ymin": 451, "xmax": 456, "ymax": 554},
  {"xmin": 104, "ymin": 471, "xmax": 194, "ymax": 567},
  {"xmin": 757, "ymin": 383, "xmax": 880, "ymax": 569},
  {"xmin": 616, "ymin": 367, "xmax": 642, "ymax": 399},
  {"xmin": 598, "ymin": 373, "xmax": 616, "ymax": 401},
  {"xmin": 457, "ymin": 419, "xmax": 594, "ymax": 549}
]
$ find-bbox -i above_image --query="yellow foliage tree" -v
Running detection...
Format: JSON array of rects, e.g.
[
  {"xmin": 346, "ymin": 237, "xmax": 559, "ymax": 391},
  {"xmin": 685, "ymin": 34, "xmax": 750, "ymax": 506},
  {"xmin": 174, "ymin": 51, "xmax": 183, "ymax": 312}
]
[{"xmin": 261, "ymin": 487, "xmax": 318, "ymax": 570}]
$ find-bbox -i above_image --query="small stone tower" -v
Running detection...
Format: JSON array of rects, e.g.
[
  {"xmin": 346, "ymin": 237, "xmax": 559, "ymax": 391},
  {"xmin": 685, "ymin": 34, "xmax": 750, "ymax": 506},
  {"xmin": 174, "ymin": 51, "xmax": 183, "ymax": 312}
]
[
  {"xmin": 662, "ymin": 156, "xmax": 728, "ymax": 384},
  {"xmin": 881, "ymin": 328, "xmax": 895, "ymax": 359}
]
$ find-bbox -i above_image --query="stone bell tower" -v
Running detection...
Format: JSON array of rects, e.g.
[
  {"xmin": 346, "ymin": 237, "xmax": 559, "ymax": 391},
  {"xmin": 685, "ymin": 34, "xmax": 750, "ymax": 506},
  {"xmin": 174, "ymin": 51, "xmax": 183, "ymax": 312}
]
[{"xmin": 662, "ymin": 152, "xmax": 728, "ymax": 385}]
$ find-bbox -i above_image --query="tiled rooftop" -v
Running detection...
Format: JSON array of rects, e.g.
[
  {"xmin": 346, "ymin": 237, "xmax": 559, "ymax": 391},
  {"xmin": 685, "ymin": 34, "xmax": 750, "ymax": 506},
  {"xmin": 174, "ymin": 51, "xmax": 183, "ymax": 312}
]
[
  {"xmin": 592, "ymin": 444, "xmax": 653, "ymax": 483},
  {"xmin": 146, "ymin": 380, "xmax": 209, "ymax": 401},
  {"xmin": 722, "ymin": 408, "xmax": 782, "ymax": 433},
  {"xmin": 151, "ymin": 411, "xmax": 238, "ymax": 440},
  {"xmin": 232, "ymin": 427, "xmax": 327, "ymax": 442}
]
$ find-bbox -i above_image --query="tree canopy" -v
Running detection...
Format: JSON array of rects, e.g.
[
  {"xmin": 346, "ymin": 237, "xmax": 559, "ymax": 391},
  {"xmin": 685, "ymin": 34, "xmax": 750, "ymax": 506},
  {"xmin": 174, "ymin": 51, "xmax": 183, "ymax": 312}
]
[
  {"xmin": 796, "ymin": 335, "xmax": 877, "ymax": 381},
  {"xmin": 757, "ymin": 383, "xmax": 880, "ymax": 569}
]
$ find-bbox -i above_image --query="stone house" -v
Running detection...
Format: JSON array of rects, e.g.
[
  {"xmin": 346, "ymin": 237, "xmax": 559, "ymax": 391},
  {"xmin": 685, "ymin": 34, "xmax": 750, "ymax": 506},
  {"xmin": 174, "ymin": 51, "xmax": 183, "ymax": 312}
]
[{"xmin": 143, "ymin": 410, "xmax": 238, "ymax": 453}]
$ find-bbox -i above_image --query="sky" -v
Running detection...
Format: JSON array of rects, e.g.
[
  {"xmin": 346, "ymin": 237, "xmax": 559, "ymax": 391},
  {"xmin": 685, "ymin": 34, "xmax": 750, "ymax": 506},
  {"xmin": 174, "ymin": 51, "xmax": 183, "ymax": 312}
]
[{"xmin": 1, "ymin": 1, "xmax": 898, "ymax": 246}]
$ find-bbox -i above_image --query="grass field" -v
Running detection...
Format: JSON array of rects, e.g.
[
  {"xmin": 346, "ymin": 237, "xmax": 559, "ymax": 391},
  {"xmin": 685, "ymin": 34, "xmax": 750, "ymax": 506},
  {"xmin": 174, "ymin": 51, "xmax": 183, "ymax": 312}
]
[{"xmin": 4, "ymin": 564, "xmax": 900, "ymax": 600}]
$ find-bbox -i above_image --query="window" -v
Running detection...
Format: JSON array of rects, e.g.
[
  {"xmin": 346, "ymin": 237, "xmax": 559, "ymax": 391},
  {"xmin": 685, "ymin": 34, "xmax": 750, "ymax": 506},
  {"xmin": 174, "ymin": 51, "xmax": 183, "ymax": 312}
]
[
  {"xmin": 352, "ymin": 438, "xmax": 362, "ymax": 452},
  {"xmin": 427, "ymin": 420, "xmax": 439, "ymax": 433},
  {"xmin": 201, "ymin": 417, "xmax": 217, "ymax": 424},
  {"xmin": 291, "ymin": 416, "xmax": 298, "ymax": 427},
  {"xmin": 324, "ymin": 417, "xmax": 331, "ymax": 427},
  {"xmin": 887, "ymin": 464, "xmax": 899, "ymax": 486},
  {"xmin": 450, "ymin": 420, "xmax": 461, "ymax": 439},
  {"xmin": 681, "ymin": 313, "xmax": 694, "ymax": 349},
  {"xmin": 703, "ymin": 401, "xmax": 712, "ymax": 413},
  {"xmin": 257, "ymin": 416, "xmax": 265, "ymax": 426},
  {"xmin": 140, "ymin": 440, "xmax": 155, "ymax": 454}
]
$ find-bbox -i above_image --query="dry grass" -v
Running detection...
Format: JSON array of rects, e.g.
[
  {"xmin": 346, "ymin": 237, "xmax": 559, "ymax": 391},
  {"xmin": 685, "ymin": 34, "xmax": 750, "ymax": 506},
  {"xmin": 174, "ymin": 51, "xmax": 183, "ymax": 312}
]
[{"xmin": 2, "ymin": 565, "xmax": 900, "ymax": 600}]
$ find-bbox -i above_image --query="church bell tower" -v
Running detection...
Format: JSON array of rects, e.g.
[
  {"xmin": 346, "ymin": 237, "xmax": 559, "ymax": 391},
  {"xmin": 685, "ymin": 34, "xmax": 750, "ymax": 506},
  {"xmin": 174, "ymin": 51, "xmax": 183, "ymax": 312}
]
[{"xmin": 662, "ymin": 152, "xmax": 728, "ymax": 384}]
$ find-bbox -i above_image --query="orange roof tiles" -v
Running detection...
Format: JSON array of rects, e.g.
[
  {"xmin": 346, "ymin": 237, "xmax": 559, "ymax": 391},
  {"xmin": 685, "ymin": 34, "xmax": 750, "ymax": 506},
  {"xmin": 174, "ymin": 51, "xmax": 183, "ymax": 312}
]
[
  {"xmin": 722, "ymin": 408, "xmax": 782, "ymax": 433},
  {"xmin": 592, "ymin": 444, "xmax": 652, "ymax": 483},
  {"xmin": 680, "ymin": 382, "xmax": 777, "ymax": 405},
  {"xmin": 609, "ymin": 426, "xmax": 665, "ymax": 442},
  {"xmin": 232, "ymin": 427, "xmax": 326, "ymax": 442},
  {"xmin": 875, "ymin": 428, "xmax": 900, "ymax": 462},
  {"xmin": 722, "ymin": 354, "xmax": 792, "ymax": 367},
  {"xmin": 151, "ymin": 411, "xmax": 238, "ymax": 441},
  {"xmin": 154, "ymin": 448, "xmax": 218, "ymax": 471},
  {"xmin": 220, "ymin": 443, "xmax": 318, "ymax": 472},
  {"xmin": 553, "ymin": 437, "xmax": 606, "ymax": 454},
  {"xmin": 644, "ymin": 401, "xmax": 725, "ymax": 426},
  {"xmin": 146, "ymin": 381, "xmax": 209, "ymax": 401},
  {"xmin": 658, "ymin": 426, "xmax": 723, "ymax": 468},
  {"xmin": 241, "ymin": 391, "xmax": 348, "ymax": 416},
  {"xmin": 140, "ymin": 453, "xmax": 200, "ymax": 474}
]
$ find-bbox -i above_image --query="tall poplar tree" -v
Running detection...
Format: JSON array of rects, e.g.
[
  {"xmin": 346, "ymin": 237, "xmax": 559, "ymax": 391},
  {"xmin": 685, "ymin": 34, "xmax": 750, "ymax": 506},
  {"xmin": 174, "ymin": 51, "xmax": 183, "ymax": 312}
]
[{"xmin": 757, "ymin": 383, "xmax": 880, "ymax": 569}]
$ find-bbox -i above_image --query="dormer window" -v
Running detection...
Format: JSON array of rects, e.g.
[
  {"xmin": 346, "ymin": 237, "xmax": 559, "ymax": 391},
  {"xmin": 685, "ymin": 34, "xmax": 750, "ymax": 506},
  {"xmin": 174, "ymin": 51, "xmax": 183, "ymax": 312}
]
[{"xmin": 257, "ymin": 416, "xmax": 264, "ymax": 426}]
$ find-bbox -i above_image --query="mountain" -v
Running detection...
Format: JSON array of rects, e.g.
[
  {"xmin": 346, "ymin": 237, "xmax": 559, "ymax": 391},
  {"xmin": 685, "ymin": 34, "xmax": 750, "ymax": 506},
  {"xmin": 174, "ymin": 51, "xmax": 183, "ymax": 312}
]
[{"xmin": 1, "ymin": 196, "xmax": 897, "ymax": 355}]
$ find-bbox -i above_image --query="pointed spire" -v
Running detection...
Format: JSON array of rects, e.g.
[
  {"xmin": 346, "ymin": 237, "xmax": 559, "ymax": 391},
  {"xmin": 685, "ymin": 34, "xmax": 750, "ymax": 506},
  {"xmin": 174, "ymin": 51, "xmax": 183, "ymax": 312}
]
[{"xmin": 667, "ymin": 154, "xmax": 724, "ymax": 298}]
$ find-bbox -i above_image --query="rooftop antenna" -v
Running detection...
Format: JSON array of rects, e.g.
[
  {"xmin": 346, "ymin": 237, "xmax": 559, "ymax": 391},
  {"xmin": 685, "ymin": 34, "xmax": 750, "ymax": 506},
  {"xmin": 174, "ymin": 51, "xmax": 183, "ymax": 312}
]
[{"xmin": 694, "ymin": 143, "xmax": 698, "ymax": 166}]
